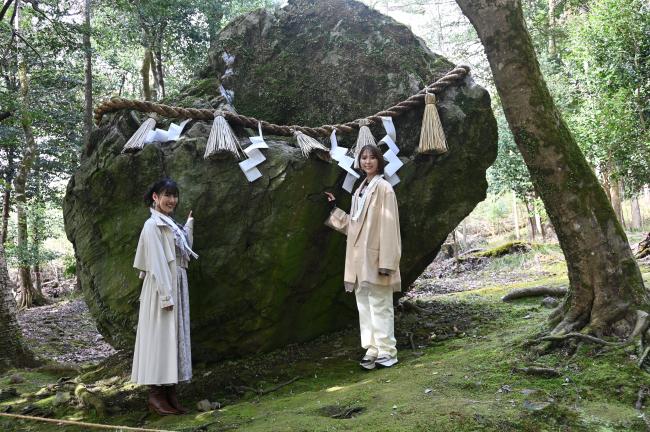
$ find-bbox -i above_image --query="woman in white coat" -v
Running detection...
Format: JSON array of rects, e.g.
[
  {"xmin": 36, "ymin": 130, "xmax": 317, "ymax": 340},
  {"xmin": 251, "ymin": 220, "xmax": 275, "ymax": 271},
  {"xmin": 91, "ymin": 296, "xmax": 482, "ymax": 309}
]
[
  {"xmin": 325, "ymin": 144, "xmax": 402, "ymax": 370},
  {"xmin": 131, "ymin": 178, "xmax": 197, "ymax": 415}
]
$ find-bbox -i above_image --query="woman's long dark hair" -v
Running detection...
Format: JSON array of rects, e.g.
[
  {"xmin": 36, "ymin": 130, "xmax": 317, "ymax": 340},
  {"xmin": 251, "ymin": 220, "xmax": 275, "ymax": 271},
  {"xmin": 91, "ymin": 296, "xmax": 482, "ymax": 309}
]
[
  {"xmin": 143, "ymin": 178, "xmax": 179, "ymax": 207},
  {"xmin": 356, "ymin": 144, "xmax": 386, "ymax": 176}
]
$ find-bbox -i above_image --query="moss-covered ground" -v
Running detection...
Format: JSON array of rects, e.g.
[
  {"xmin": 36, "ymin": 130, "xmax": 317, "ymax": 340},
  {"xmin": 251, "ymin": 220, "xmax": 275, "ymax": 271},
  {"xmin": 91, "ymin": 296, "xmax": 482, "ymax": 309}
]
[{"xmin": 2, "ymin": 246, "xmax": 650, "ymax": 431}]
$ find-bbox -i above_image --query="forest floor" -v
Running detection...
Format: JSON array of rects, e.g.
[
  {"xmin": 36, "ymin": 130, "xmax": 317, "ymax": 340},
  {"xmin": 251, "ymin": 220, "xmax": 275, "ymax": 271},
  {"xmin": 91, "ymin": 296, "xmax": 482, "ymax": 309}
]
[{"xmin": 1, "ymin": 235, "xmax": 650, "ymax": 431}]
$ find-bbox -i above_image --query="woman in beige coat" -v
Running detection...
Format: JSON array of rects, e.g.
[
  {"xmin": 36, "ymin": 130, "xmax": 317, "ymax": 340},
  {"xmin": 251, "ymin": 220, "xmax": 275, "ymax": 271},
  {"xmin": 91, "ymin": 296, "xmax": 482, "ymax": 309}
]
[
  {"xmin": 325, "ymin": 144, "xmax": 402, "ymax": 370},
  {"xmin": 132, "ymin": 178, "xmax": 197, "ymax": 415}
]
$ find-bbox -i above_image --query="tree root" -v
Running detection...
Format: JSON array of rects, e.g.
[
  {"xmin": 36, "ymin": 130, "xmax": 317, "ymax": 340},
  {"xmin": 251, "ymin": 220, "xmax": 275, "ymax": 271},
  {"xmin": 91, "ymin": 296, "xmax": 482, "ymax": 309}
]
[
  {"xmin": 502, "ymin": 286, "xmax": 567, "ymax": 302},
  {"xmin": 232, "ymin": 377, "xmax": 300, "ymax": 397},
  {"xmin": 636, "ymin": 385, "xmax": 648, "ymax": 410},
  {"xmin": 536, "ymin": 332, "xmax": 620, "ymax": 346},
  {"xmin": 259, "ymin": 377, "xmax": 300, "ymax": 395},
  {"xmin": 514, "ymin": 366, "xmax": 561, "ymax": 378}
]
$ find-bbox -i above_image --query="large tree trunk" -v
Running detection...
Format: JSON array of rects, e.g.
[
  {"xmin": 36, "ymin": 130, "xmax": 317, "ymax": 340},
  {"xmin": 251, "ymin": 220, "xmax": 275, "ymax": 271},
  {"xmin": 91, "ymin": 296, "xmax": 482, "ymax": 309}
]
[
  {"xmin": 456, "ymin": 0, "xmax": 648, "ymax": 335},
  {"xmin": 15, "ymin": 2, "xmax": 44, "ymax": 309},
  {"xmin": 83, "ymin": 0, "xmax": 93, "ymax": 153},
  {"xmin": 0, "ymin": 223, "xmax": 37, "ymax": 371}
]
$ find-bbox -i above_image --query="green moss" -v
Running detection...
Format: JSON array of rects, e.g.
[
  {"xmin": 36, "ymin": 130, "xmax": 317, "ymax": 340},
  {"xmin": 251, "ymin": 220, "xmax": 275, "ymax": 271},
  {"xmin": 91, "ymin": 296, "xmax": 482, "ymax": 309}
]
[{"xmin": 474, "ymin": 241, "xmax": 532, "ymax": 258}]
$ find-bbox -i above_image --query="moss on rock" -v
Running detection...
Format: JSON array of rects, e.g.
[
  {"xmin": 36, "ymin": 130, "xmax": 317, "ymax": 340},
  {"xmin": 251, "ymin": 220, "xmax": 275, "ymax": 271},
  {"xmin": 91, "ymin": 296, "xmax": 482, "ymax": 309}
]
[{"xmin": 64, "ymin": 0, "xmax": 497, "ymax": 361}]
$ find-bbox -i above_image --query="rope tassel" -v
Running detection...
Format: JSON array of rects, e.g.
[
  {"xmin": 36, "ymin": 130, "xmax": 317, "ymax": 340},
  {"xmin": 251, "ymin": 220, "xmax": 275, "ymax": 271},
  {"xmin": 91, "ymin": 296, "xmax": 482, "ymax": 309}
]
[
  {"xmin": 418, "ymin": 93, "xmax": 447, "ymax": 154},
  {"xmin": 353, "ymin": 119, "xmax": 378, "ymax": 168},
  {"xmin": 204, "ymin": 113, "xmax": 244, "ymax": 159},
  {"xmin": 293, "ymin": 130, "xmax": 328, "ymax": 157},
  {"xmin": 122, "ymin": 117, "xmax": 156, "ymax": 153}
]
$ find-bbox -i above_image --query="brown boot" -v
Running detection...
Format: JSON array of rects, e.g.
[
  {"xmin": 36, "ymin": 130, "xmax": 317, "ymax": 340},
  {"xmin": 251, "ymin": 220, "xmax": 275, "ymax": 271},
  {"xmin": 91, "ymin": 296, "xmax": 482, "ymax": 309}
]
[
  {"xmin": 166, "ymin": 384, "xmax": 189, "ymax": 414},
  {"xmin": 148, "ymin": 386, "xmax": 179, "ymax": 415}
]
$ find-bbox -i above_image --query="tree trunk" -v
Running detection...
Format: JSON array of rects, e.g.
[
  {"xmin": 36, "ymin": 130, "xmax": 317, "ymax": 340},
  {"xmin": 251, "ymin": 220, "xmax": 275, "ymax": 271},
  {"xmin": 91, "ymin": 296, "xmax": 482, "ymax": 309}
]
[
  {"xmin": 1, "ymin": 187, "xmax": 9, "ymax": 244},
  {"xmin": 140, "ymin": 47, "xmax": 152, "ymax": 101},
  {"xmin": 83, "ymin": 0, "xmax": 93, "ymax": 154},
  {"xmin": 524, "ymin": 198, "xmax": 537, "ymax": 241},
  {"xmin": 148, "ymin": 49, "xmax": 159, "ymax": 101},
  {"xmin": 631, "ymin": 195, "xmax": 642, "ymax": 231},
  {"xmin": 0, "ymin": 242, "xmax": 37, "ymax": 371},
  {"xmin": 512, "ymin": 191, "xmax": 520, "ymax": 240},
  {"xmin": 610, "ymin": 177, "xmax": 625, "ymax": 228},
  {"xmin": 547, "ymin": 0, "xmax": 557, "ymax": 58},
  {"xmin": 15, "ymin": 3, "xmax": 43, "ymax": 309},
  {"xmin": 455, "ymin": 0, "xmax": 648, "ymax": 335}
]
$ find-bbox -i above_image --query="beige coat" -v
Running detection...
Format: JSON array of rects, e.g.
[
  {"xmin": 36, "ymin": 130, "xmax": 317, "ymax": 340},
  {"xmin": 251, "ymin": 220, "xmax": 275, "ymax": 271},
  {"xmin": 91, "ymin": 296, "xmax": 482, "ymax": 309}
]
[
  {"xmin": 131, "ymin": 211, "xmax": 193, "ymax": 385},
  {"xmin": 326, "ymin": 177, "xmax": 402, "ymax": 292}
]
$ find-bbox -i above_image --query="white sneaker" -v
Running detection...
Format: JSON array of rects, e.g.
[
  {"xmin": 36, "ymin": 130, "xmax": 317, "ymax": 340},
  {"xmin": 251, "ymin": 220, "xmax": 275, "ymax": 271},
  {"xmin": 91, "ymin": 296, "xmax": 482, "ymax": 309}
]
[
  {"xmin": 359, "ymin": 355, "xmax": 376, "ymax": 370},
  {"xmin": 375, "ymin": 356, "xmax": 398, "ymax": 368}
]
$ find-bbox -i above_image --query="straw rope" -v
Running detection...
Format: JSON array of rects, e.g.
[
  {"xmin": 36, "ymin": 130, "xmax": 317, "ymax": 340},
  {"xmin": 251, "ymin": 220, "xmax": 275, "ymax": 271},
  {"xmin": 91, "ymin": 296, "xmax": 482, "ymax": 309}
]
[
  {"xmin": 0, "ymin": 412, "xmax": 174, "ymax": 431},
  {"xmin": 93, "ymin": 65, "xmax": 470, "ymax": 138}
]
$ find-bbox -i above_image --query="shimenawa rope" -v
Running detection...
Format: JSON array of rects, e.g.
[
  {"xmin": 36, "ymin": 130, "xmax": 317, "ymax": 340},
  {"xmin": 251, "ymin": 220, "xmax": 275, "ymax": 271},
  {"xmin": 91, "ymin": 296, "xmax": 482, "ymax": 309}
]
[{"xmin": 93, "ymin": 65, "xmax": 470, "ymax": 139}]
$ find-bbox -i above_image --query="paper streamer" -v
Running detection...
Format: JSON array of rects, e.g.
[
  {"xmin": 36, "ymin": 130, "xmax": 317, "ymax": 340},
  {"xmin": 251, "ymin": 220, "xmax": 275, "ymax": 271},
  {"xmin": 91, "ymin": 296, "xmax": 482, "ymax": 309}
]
[
  {"xmin": 378, "ymin": 117, "xmax": 403, "ymax": 187},
  {"xmin": 330, "ymin": 130, "xmax": 360, "ymax": 193},
  {"xmin": 238, "ymin": 123, "xmax": 269, "ymax": 182},
  {"xmin": 145, "ymin": 119, "xmax": 190, "ymax": 144}
]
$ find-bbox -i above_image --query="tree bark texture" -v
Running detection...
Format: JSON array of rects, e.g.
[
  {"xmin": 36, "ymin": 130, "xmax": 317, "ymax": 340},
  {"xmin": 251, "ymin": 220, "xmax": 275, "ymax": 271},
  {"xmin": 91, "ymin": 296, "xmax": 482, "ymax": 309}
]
[
  {"xmin": 15, "ymin": 4, "xmax": 43, "ymax": 309},
  {"xmin": 140, "ymin": 47, "xmax": 152, "ymax": 101},
  {"xmin": 83, "ymin": 0, "xmax": 93, "ymax": 153},
  {"xmin": 1, "ymin": 187, "xmax": 9, "ymax": 244},
  {"xmin": 0, "ymin": 240, "xmax": 36, "ymax": 371},
  {"xmin": 455, "ymin": 0, "xmax": 648, "ymax": 335}
]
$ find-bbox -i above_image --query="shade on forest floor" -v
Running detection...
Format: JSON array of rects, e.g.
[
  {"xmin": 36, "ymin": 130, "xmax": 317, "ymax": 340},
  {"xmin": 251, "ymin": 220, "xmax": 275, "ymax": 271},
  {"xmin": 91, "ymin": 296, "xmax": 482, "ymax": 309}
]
[{"xmin": 1, "ymin": 251, "xmax": 649, "ymax": 431}]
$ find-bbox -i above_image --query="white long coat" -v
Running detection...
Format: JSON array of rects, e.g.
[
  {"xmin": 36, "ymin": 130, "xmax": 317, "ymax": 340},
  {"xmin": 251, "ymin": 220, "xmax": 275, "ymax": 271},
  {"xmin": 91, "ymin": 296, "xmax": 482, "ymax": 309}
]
[
  {"xmin": 326, "ymin": 177, "xmax": 402, "ymax": 292},
  {"xmin": 131, "ymin": 211, "xmax": 193, "ymax": 385}
]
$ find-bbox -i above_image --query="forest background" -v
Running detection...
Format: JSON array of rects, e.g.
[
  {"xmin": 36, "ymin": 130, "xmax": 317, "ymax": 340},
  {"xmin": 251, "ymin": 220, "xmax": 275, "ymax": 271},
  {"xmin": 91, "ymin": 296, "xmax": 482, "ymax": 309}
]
[{"xmin": 0, "ymin": 0, "xmax": 648, "ymax": 303}]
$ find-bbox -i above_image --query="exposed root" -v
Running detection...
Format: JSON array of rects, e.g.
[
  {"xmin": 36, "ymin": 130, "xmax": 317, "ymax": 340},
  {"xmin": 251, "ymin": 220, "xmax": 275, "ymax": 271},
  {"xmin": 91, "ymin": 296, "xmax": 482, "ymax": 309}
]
[
  {"xmin": 636, "ymin": 385, "xmax": 648, "ymax": 410},
  {"xmin": 232, "ymin": 377, "xmax": 300, "ymax": 397},
  {"xmin": 259, "ymin": 377, "xmax": 300, "ymax": 396},
  {"xmin": 634, "ymin": 232, "xmax": 650, "ymax": 259},
  {"xmin": 399, "ymin": 301, "xmax": 428, "ymax": 314},
  {"xmin": 501, "ymin": 285, "xmax": 567, "ymax": 302},
  {"xmin": 638, "ymin": 347, "xmax": 650, "ymax": 369},
  {"xmin": 514, "ymin": 366, "xmax": 561, "ymax": 378},
  {"xmin": 537, "ymin": 332, "xmax": 620, "ymax": 346},
  {"xmin": 628, "ymin": 310, "xmax": 650, "ymax": 342}
]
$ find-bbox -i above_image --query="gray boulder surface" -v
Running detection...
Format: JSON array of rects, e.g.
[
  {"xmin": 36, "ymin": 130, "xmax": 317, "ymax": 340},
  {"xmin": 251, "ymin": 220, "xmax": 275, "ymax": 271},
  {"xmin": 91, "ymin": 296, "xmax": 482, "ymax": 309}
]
[{"xmin": 64, "ymin": 0, "xmax": 497, "ymax": 361}]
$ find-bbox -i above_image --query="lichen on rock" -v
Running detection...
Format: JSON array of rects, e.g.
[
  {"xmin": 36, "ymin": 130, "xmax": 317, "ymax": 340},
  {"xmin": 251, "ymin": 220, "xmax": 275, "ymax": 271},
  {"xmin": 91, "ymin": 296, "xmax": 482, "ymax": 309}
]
[{"xmin": 64, "ymin": 0, "xmax": 497, "ymax": 361}]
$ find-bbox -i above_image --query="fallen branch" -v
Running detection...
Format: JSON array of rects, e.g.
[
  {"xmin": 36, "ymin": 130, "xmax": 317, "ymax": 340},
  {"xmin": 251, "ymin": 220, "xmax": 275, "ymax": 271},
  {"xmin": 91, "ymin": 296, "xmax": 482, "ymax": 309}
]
[
  {"xmin": 259, "ymin": 377, "xmax": 300, "ymax": 395},
  {"xmin": 514, "ymin": 366, "xmax": 561, "ymax": 378},
  {"xmin": 502, "ymin": 286, "xmax": 567, "ymax": 302}
]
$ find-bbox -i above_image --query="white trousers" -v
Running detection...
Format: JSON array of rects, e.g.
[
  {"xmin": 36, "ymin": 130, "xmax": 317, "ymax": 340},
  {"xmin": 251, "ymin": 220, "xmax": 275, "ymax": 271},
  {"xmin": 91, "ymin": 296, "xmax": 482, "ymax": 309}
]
[{"xmin": 355, "ymin": 284, "xmax": 397, "ymax": 358}]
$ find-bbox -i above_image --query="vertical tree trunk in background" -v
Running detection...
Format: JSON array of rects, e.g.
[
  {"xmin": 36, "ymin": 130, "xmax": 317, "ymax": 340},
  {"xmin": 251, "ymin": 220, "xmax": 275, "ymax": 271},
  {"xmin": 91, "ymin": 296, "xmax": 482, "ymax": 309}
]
[
  {"xmin": 456, "ymin": 0, "xmax": 648, "ymax": 335},
  {"xmin": 610, "ymin": 177, "xmax": 625, "ymax": 228},
  {"xmin": 148, "ymin": 49, "xmax": 159, "ymax": 101},
  {"xmin": 141, "ymin": 48, "xmax": 152, "ymax": 101},
  {"xmin": 512, "ymin": 191, "xmax": 520, "ymax": 240},
  {"xmin": 0, "ymin": 242, "xmax": 37, "ymax": 371},
  {"xmin": 15, "ymin": 2, "xmax": 43, "ymax": 309},
  {"xmin": 1, "ymin": 187, "xmax": 9, "ymax": 244},
  {"xmin": 547, "ymin": 0, "xmax": 557, "ymax": 58},
  {"xmin": 83, "ymin": 0, "xmax": 93, "ymax": 153},
  {"xmin": 631, "ymin": 195, "xmax": 642, "ymax": 230},
  {"xmin": 524, "ymin": 198, "xmax": 537, "ymax": 241}
]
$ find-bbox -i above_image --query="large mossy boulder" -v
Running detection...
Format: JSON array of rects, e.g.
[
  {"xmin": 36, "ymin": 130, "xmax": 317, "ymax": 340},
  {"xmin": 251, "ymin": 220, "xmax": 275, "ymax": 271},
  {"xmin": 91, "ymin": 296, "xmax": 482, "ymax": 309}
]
[{"xmin": 64, "ymin": 0, "xmax": 497, "ymax": 361}]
